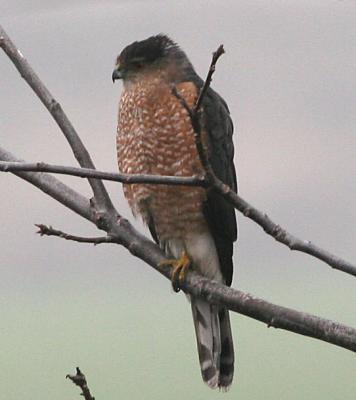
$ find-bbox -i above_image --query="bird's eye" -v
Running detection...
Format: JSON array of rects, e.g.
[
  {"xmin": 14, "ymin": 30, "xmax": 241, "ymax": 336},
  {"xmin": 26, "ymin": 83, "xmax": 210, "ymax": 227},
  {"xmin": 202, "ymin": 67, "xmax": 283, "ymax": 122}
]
[{"xmin": 134, "ymin": 61, "xmax": 144, "ymax": 69}]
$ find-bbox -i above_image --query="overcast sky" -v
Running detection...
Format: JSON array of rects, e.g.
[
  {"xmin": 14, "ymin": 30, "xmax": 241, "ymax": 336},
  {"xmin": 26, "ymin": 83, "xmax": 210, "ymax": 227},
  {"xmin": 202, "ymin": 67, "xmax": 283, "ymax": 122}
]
[{"xmin": 1, "ymin": 1, "xmax": 356, "ymax": 399}]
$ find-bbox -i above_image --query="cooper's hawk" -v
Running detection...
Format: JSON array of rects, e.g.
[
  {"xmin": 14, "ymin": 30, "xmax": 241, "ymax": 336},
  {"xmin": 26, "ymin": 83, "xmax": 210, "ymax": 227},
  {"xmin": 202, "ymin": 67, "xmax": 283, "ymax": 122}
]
[{"xmin": 113, "ymin": 34, "xmax": 237, "ymax": 390}]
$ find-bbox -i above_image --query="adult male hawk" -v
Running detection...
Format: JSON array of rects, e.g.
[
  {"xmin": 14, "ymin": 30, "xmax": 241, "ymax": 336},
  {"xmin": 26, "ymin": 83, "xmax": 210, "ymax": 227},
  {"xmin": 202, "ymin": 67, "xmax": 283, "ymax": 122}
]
[{"xmin": 113, "ymin": 34, "xmax": 237, "ymax": 390}]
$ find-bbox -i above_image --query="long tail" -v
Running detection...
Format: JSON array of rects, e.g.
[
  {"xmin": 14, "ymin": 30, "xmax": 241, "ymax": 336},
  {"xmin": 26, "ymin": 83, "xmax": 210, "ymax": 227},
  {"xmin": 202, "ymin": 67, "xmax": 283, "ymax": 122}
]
[{"xmin": 191, "ymin": 298, "xmax": 234, "ymax": 390}]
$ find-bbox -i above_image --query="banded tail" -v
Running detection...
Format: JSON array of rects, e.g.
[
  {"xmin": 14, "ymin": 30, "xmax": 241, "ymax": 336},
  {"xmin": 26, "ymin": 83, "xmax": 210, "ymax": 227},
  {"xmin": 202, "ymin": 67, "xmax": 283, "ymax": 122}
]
[{"xmin": 191, "ymin": 298, "xmax": 234, "ymax": 390}]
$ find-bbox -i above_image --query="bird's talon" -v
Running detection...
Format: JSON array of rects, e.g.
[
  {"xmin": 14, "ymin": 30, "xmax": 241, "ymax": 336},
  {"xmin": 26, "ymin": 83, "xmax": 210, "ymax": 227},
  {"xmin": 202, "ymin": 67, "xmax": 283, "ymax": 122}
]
[
  {"xmin": 178, "ymin": 261, "xmax": 190, "ymax": 284},
  {"xmin": 159, "ymin": 251, "xmax": 191, "ymax": 292},
  {"xmin": 172, "ymin": 279, "xmax": 181, "ymax": 293}
]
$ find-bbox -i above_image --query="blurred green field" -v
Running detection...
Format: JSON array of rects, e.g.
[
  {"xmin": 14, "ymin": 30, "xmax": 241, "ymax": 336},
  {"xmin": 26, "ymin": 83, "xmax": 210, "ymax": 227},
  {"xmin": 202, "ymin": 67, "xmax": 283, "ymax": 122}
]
[{"xmin": 2, "ymin": 271, "xmax": 355, "ymax": 400}]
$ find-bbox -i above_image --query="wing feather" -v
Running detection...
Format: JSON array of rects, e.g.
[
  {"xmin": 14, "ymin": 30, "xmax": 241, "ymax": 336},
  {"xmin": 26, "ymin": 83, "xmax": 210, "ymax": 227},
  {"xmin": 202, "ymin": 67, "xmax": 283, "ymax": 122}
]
[{"xmin": 200, "ymin": 87, "xmax": 237, "ymax": 286}]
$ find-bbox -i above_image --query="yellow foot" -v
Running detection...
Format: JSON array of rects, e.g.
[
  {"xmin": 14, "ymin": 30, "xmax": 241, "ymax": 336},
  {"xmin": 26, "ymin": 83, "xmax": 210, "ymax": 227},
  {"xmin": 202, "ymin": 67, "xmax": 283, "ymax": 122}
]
[{"xmin": 159, "ymin": 251, "xmax": 191, "ymax": 292}]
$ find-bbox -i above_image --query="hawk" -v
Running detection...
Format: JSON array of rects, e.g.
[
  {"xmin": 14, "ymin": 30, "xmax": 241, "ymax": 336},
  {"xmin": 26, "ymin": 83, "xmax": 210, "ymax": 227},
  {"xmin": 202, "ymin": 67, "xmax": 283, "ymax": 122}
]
[{"xmin": 113, "ymin": 34, "xmax": 237, "ymax": 390}]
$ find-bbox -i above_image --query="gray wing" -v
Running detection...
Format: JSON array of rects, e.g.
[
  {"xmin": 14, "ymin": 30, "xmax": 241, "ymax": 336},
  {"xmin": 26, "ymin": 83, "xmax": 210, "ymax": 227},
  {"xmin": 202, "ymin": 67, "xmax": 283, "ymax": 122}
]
[{"xmin": 201, "ymin": 87, "xmax": 237, "ymax": 286}]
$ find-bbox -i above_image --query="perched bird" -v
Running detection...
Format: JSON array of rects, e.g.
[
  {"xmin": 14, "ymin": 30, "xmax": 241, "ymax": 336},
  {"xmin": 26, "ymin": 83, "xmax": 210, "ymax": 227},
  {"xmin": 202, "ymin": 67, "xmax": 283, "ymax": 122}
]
[{"xmin": 113, "ymin": 34, "xmax": 237, "ymax": 390}]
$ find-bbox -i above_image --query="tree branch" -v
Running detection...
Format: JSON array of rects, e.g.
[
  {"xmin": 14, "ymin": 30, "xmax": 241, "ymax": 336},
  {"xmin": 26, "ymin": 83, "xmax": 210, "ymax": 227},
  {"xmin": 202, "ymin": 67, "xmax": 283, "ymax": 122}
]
[
  {"xmin": 184, "ymin": 273, "xmax": 356, "ymax": 353},
  {"xmin": 66, "ymin": 367, "xmax": 95, "ymax": 400},
  {"xmin": 0, "ymin": 145, "xmax": 355, "ymax": 353},
  {"xmin": 36, "ymin": 224, "xmax": 117, "ymax": 245},
  {"xmin": 207, "ymin": 181, "xmax": 356, "ymax": 277},
  {"xmin": 0, "ymin": 160, "xmax": 206, "ymax": 187},
  {"xmin": 194, "ymin": 44, "xmax": 225, "ymax": 113},
  {"xmin": 1, "ymin": 158, "xmax": 355, "ymax": 277},
  {"xmin": 0, "ymin": 24, "xmax": 114, "ymax": 213}
]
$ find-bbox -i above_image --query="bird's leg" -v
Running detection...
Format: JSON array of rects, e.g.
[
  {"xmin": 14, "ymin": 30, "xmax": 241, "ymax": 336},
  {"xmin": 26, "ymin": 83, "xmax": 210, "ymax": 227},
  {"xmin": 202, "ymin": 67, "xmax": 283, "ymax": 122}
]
[{"xmin": 159, "ymin": 251, "xmax": 191, "ymax": 292}]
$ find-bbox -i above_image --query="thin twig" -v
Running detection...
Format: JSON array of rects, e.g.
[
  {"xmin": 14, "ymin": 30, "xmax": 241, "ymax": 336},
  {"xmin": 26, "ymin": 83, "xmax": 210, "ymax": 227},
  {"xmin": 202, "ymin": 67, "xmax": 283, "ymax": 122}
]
[
  {"xmin": 173, "ymin": 46, "xmax": 226, "ymax": 188},
  {"xmin": 0, "ymin": 161, "xmax": 206, "ymax": 187},
  {"xmin": 194, "ymin": 44, "xmax": 225, "ymax": 113},
  {"xmin": 172, "ymin": 86, "xmax": 210, "ymax": 174},
  {"xmin": 66, "ymin": 367, "xmax": 95, "ymax": 400},
  {"xmin": 36, "ymin": 224, "xmax": 118, "ymax": 245},
  {"xmin": 0, "ymin": 24, "xmax": 114, "ymax": 213},
  {"xmin": 190, "ymin": 44, "xmax": 228, "ymax": 177}
]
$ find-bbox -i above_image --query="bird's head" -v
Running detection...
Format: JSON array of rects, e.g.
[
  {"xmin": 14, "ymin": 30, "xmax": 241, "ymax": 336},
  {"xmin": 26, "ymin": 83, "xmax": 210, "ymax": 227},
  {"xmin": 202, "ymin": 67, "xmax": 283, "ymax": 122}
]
[{"xmin": 112, "ymin": 34, "xmax": 194, "ymax": 84}]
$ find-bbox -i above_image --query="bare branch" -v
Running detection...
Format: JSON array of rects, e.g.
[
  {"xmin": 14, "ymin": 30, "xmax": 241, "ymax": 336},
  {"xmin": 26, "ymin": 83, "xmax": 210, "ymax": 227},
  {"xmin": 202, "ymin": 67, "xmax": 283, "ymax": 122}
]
[
  {"xmin": 0, "ymin": 24, "xmax": 114, "ymax": 213},
  {"xmin": 172, "ymin": 85, "xmax": 211, "ymax": 174},
  {"xmin": 66, "ymin": 367, "xmax": 95, "ymax": 400},
  {"xmin": 1, "ymin": 155, "xmax": 355, "ymax": 277},
  {"xmin": 36, "ymin": 224, "xmax": 117, "ymax": 245},
  {"xmin": 207, "ymin": 180, "xmax": 356, "ymax": 278},
  {"xmin": 184, "ymin": 273, "xmax": 356, "ymax": 353},
  {"xmin": 0, "ymin": 160, "xmax": 206, "ymax": 187},
  {"xmin": 194, "ymin": 44, "xmax": 225, "ymax": 113},
  {"xmin": 0, "ymin": 145, "xmax": 356, "ymax": 353}
]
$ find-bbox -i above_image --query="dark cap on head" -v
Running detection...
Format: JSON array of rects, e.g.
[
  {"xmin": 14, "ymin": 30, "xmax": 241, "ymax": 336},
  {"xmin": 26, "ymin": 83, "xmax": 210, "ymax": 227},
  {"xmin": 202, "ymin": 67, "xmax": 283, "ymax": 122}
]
[
  {"xmin": 112, "ymin": 34, "xmax": 195, "ymax": 83},
  {"xmin": 118, "ymin": 34, "xmax": 178, "ymax": 65}
]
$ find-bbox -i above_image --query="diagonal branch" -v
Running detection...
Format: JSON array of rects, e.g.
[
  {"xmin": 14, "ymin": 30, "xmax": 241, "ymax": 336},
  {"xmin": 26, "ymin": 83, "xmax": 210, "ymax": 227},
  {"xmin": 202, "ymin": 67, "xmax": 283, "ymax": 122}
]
[
  {"xmin": 0, "ymin": 24, "xmax": 114, "ymax": 213},
  {"xmin": 194, "ymin": 44, "xmax": 225, "ymax": 113},
  {"xmin": 0, "ymin": 145, "xmax": 355, "ymax": 353},
  {"xmin": 184, "ymin": 273, "xmax": 356, "ymax": 353},
  {"xmin": 205, "ymin": 180, "xmax": 356, "ymax": 277}
]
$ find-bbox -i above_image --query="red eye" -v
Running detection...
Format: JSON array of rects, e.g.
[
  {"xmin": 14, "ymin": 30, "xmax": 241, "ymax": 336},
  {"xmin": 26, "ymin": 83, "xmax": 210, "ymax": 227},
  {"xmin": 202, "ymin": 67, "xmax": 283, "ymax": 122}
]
[{"xmin": 135, "ymin": 61, "xmax": 144, "ymax": 69}]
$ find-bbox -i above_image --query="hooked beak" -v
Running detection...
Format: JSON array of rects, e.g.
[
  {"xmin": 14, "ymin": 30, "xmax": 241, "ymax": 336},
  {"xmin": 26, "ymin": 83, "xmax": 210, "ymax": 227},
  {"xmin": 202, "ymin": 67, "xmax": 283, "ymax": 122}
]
[{"xmin": 112, "ymin": 67, "xmax": 123, "ymax": 83}]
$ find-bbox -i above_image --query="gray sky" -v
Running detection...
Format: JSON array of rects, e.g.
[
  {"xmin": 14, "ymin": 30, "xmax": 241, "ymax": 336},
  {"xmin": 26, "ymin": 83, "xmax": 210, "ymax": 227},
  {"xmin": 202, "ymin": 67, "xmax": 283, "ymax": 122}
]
[{"xmin": 1, "ymin": 1, "xmax": 356, "ymax": 399}]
